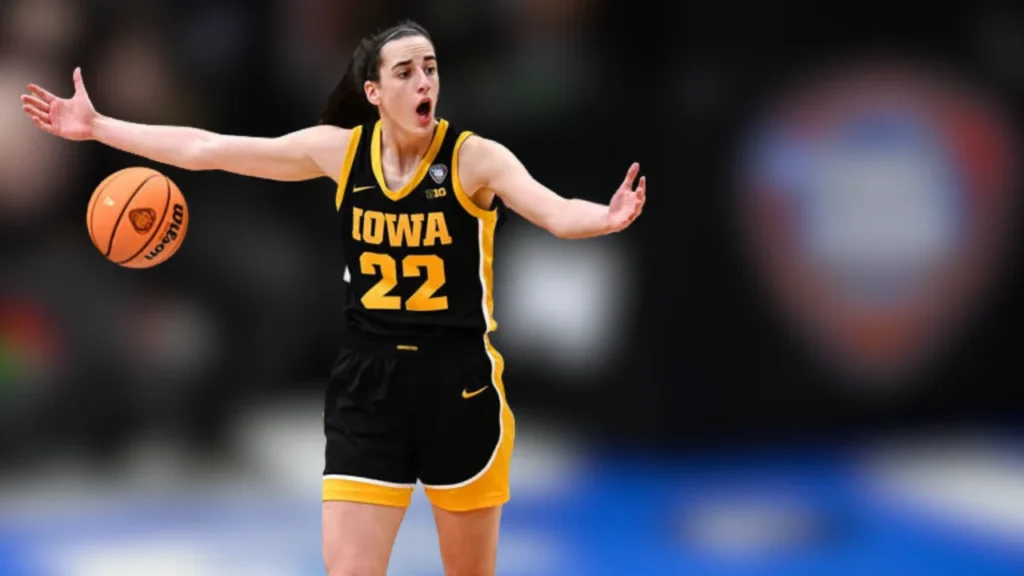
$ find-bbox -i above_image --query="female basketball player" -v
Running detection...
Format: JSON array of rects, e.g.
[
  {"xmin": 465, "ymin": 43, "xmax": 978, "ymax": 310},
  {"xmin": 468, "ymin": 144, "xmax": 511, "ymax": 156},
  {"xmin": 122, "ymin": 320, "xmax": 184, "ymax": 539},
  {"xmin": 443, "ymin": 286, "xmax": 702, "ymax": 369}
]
[{"xmin": 20, "ymin": 20, "xmax": 645, "ymax": 576}]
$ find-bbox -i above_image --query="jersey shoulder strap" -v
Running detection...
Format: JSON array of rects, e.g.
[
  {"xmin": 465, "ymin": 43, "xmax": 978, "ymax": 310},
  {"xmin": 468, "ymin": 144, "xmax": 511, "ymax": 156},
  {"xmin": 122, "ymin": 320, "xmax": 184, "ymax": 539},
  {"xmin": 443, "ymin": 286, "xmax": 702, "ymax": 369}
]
[
  {"xmin": 334, "ymin": 124, "xmax": 370, "ymax": 211},
  {"xmin": 447, "ymin": 128, "xmax": 503, "ymax": 223},
  {"xmin": 448, "ymin": 129, "xmax": 509, "ymax": 230}
]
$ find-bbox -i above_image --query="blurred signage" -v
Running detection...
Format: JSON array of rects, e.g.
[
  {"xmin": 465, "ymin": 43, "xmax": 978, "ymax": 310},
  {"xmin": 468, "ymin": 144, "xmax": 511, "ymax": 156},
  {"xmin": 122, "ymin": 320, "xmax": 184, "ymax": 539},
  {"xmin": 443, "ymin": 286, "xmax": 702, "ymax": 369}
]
[{"xmin": 738, "ymin": 63, "xmax": 1018, "ymax": 386}]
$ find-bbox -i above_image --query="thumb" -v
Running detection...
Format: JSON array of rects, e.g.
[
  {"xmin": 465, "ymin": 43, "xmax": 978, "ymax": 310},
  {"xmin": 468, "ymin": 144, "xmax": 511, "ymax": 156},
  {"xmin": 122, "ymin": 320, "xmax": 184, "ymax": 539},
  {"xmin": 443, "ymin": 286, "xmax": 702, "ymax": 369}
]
[{"xmin": 73, "ymin": 67, "xmax": 88, "ymax": 95}]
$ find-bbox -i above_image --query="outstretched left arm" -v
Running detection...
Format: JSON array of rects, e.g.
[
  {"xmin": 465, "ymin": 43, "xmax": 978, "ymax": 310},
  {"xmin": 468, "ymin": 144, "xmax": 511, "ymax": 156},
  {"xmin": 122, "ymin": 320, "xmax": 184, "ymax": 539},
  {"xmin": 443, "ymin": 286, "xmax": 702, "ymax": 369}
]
[{"xmin": 458, "ymin": 136, "xmax": 646, "ymax": 239}]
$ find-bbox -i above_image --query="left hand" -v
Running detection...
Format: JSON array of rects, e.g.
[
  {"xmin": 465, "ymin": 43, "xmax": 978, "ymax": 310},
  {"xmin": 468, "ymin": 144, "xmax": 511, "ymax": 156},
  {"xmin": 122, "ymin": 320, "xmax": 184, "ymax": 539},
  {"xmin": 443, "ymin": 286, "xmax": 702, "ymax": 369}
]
[
  {"xmin": 607, "ymin": 162, "xmax": 647, "ymax": 232},
  {"xmin": 21, "ymin": 67, "xmax": 98, "ymax": 141}
]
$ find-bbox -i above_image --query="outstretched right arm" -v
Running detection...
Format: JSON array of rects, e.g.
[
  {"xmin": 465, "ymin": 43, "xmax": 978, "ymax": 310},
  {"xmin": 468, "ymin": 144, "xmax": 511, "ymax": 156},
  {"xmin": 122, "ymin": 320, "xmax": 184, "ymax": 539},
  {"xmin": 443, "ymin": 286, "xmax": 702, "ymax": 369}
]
[
  {"xmin": 21, "ymin": 68, "xmax": 350, "ymax": 183},
  {"xmin": 91, "ymin": 118, "xmax": 349, "ymax": 182}
]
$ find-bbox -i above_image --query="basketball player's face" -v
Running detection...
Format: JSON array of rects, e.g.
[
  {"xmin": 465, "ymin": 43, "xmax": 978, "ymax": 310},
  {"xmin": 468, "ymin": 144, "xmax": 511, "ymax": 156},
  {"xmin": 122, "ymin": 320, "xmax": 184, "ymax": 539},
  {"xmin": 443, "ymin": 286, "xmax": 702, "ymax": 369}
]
[{"xmin": 371, "ymin": 36, "xmax": 439, "ymax": 134}]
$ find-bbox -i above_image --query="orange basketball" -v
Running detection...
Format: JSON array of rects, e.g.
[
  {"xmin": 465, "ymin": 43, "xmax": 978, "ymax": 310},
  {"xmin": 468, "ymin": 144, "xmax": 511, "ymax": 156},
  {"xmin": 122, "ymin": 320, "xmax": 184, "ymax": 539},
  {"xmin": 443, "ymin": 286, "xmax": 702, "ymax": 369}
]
[{"xmin": 86, "ymin": 167, "xmax": 188, "ymax": 268}]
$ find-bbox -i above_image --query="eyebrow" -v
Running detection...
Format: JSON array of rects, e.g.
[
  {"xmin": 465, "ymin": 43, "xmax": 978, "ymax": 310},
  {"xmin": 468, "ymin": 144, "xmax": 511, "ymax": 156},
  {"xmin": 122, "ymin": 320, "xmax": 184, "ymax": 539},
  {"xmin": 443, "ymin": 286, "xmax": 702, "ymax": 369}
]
[{"xmin": 391, "ymin": 55, "xmax": 436, "ymax": 70}]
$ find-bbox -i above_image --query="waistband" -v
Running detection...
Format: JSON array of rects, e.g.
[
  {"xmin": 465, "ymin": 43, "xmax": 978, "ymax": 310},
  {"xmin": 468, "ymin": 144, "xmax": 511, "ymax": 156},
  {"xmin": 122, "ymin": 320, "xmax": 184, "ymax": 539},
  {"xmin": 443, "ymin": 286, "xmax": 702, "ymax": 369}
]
[{"xmin": 336, "ymin": 326, "xmax": 490, "ymax": 355}]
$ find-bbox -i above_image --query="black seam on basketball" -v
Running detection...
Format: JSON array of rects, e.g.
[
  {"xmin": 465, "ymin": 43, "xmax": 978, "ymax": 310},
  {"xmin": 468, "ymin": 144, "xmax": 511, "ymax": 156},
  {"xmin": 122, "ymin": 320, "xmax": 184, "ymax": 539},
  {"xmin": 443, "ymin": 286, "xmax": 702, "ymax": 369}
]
[
  {"xmin": 88, "ymin": 177, "xmax": 118, "ymax": 249},
  {"xmin": 104, "ymin": 174, "xmax": 158, "ymax": 258},
  {"xmin": 118, "ymin": 176, "xmax": 172, "ymax": 264}
]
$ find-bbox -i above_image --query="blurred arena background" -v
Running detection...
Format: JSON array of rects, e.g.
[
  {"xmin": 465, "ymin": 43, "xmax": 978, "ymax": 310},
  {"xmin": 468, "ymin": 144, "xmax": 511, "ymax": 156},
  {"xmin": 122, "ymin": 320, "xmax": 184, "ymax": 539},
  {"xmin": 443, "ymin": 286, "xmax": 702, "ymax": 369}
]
[{"xmin": 2, "ymin": 0, "xmax": 1024, "ymax": 574}]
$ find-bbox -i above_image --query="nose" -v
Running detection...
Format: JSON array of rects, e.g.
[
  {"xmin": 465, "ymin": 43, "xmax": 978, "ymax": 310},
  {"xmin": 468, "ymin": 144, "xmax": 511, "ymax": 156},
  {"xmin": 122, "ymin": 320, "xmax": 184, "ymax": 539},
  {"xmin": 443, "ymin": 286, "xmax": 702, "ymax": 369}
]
[{"xmin": 415, "ymin": 70, "xmax": 431, "ymax": 94}]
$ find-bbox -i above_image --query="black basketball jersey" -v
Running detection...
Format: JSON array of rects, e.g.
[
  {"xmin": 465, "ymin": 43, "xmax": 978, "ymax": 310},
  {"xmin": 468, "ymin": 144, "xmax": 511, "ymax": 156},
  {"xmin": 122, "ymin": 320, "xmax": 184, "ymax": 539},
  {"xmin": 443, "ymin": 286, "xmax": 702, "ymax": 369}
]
[{"xmin": 334, "ymin": 119, "xmax": 504, "ymax": 339}]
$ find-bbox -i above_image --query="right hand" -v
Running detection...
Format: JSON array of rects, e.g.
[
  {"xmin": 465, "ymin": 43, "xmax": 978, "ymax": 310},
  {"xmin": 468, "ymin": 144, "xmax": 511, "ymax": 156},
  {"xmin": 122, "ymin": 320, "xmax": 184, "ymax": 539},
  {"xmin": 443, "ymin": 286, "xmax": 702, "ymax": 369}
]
[
  {"xmin": 21, "ymin": 67, "xmax": 97, "ymax": 141},
  {"xmin": 606, "ymin": 162, "xmax": 646, "ymax": 232}
]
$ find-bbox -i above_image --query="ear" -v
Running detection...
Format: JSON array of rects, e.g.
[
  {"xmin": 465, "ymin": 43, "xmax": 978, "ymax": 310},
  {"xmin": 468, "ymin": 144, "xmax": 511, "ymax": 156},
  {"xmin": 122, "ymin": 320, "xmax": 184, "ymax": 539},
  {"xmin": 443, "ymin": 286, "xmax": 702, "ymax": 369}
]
[{"xmin": 364, "ymin": 81, "xmax": 381, "ymax": 107}]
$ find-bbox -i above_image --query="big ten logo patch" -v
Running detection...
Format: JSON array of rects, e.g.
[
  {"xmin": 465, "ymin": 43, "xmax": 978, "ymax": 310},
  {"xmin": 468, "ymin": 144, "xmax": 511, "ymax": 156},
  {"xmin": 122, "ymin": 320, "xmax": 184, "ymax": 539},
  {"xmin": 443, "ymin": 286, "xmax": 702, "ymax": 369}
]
[
  {"xmin": 425, "ymin": 187, "xmax": 447, "ymax": 199},
  {"xmin": 429, "ymin": 163, "xmax": 448, "ymax": 185},
  {"xmin": 735, "ymin": 62, "xmax": 1018, "ymax": 388}
]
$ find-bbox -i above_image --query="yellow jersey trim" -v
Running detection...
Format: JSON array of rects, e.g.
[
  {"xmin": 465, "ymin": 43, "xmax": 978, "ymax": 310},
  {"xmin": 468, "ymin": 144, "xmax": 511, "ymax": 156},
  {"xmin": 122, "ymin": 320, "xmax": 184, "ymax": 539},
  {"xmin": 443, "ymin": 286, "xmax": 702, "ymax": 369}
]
[
  {"xmin": 450, "ymin": 130, "xmax": 499, "ymax": 334},
  {"xmin": 334, "ymin": 126, "xmax": 363, "ymax": 211},
  {"xmin": 451, "ymin": 131, "xmax": 499, "ymax": 222},
  {"xmin": 371, "ymin": 119, "xmax": 449, "ymax": 202},
  {"xmin": 481, "ymin": 213, "xmax": 498, "ymax": 333},
  {"xmin": 323, "ymin": 476, "xmax": 413, "ymax": 508}
]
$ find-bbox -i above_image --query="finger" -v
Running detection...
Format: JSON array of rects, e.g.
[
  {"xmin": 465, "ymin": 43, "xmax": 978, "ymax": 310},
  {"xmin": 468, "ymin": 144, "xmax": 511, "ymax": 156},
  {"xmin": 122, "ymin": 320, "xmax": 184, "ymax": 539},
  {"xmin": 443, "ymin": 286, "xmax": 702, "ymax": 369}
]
[
  {"xmin": 635, "ymin": 176, "xmax": 646, "ymax": 198},
  {"xmin": 27, "ymin": 113, "xmax": 54, "ymax": 134},
  {"xmin": 621, "ymin": 162, "xmax": 640, "ymax": 189},
  {"xmin": 23, "ymin": 105, "xmax": 50, "ymax": 123},
  {"xmin": 27, "ymin": 83, "xmax": 57, "ymax": 103},
  {"xmin": 630, "ymin": 196, "xmax": 643, "ymax": 216},
  {"xmin": 631, "ymin": 190, "xmax": 645, "ymax": 217},
  {"xmin": 31, "ymin": 115, "xmax": 56, "ymax": 134},
  {"xmin": 21, "ymin": 94, "xmax": 50, "ymax": 112}
]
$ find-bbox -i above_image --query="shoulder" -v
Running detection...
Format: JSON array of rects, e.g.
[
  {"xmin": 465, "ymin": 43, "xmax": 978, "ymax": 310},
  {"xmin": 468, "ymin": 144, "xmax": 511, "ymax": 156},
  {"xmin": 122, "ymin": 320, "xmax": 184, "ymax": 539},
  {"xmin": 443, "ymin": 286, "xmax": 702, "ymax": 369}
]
[
  {"xmin": 454, "ymin": 134, "xmax": 521, "ymax": 191},
  {"xmin": 283, "ymin": 124, "xmax": 356, "ymax": 158},
  {"xmin": 288, "ymin": 125, "xmax": 361, "ymax": 182},
  {"xmin": 290, "ymin": 124, "xmax": 357, "ymax": 146},
  {"xmin": 456, "ymin": 133, "xmax": 509, "ymax": 165}
]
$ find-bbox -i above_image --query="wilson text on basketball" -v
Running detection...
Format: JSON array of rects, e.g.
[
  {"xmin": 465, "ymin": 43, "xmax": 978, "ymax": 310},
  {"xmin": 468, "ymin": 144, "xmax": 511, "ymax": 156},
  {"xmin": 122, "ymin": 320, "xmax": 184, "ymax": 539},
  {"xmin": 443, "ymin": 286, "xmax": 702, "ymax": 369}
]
[{"xmin": 144, "ymin": 203, "xmax": 185, "ymax": 261}]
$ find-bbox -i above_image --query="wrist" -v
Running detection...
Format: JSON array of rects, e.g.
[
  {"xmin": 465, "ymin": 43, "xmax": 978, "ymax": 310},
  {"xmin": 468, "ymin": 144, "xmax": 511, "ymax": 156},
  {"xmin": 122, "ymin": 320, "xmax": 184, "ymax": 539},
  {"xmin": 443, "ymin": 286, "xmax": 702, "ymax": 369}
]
[
  {"xmin": 602, "ymin": 207, "xmax": 619, "ymax": 234},
  {"xmin": 87, "ymin": 114, "xmax": 107, "ymax": 141}
]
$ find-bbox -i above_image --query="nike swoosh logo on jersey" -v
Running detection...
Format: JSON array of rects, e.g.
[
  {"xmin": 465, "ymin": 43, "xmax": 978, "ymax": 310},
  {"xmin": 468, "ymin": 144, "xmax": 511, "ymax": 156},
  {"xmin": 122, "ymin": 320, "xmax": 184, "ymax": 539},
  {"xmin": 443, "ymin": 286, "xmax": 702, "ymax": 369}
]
[
  {"xmin": 353, "ymin": 185, "xmax": 375, "ymax": 192},
  {"xmin": 462, "ymin": 386, "xmax": 489, "ymax": 399}
]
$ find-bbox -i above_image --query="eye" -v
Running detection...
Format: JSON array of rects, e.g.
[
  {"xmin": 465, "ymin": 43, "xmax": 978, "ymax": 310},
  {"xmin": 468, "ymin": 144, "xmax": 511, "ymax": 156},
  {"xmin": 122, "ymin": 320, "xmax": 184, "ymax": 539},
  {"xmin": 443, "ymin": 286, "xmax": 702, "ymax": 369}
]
[
  {"xmin": 397, "ymin": 70, "xmax": 410, "ymax": 79},
  {"xmin": 425, "ymin": 65, "xmax": 437, "ymax": 75}
]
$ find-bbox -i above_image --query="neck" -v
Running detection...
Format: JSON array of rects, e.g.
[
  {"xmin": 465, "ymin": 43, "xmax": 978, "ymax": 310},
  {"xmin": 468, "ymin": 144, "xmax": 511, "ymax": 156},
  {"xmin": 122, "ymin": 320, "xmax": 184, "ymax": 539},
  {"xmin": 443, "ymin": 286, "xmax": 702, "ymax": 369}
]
[{"xmin": 379, "ymin": 118, "xmax": 436, "ymax": 170}]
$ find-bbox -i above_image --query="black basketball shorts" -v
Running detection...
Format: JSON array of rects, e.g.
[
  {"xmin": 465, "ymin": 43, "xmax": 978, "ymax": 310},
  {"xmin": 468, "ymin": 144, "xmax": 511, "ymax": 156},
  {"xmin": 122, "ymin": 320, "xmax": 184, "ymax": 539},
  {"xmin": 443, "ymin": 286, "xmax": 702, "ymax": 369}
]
[{"xmin": 322, "ymin": 334, "xmax": 515, "ymax": 512}]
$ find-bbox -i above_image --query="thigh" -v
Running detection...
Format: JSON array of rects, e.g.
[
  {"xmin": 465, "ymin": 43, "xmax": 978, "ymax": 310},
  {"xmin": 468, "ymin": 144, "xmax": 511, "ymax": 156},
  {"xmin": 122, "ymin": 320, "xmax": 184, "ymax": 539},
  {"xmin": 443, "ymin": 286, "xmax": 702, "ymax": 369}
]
[
  {"xmin": 324, "ymin": 347, "xmax": 416, "ymax": 508},
  {"xmin": 420, "ymin": 337, "xmax": 515, "ymax": 512},
  {"xmin": 433, "ymin": 504, "xmax": 503, "ymax": 576},
  {"xmin": 323, "ymin": 501, "xmax": 406, "ymax": 576}
]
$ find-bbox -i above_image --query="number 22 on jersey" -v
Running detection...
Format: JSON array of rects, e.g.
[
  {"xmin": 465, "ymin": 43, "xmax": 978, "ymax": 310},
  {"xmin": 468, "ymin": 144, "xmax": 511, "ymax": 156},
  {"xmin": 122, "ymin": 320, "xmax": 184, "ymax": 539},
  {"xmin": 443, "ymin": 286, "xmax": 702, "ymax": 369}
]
[
  {"xmin": 361, "ymin": 252, "xmax": 448, "ymax": 311},
  {"xmin": 352, "ymin": 207, "xmax": 453, "ymax": 312}
]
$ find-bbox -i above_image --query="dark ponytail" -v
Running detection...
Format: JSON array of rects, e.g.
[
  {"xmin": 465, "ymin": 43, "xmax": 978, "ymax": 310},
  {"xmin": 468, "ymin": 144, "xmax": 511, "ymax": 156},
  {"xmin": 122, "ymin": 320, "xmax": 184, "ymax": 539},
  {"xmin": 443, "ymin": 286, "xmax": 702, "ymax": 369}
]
[
  {"xmin": 319, "ymin": 20, "xmax": 432, "ymax": 128},
  {"xmin": 319, "ymin": 37, "xmax": 377, "ymax": 128}
]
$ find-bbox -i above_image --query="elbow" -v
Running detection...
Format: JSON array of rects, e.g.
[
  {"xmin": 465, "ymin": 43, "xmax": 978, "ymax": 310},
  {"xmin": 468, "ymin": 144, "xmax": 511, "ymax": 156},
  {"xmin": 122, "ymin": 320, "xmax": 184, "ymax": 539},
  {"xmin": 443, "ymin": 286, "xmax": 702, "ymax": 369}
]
[
  {"xmin": 181, "ymin": 137, "xmax": 219, "ymax": 171},
  {"xmin": 179, "ymin": 154, "xmax": 206, "ymax": 172}
]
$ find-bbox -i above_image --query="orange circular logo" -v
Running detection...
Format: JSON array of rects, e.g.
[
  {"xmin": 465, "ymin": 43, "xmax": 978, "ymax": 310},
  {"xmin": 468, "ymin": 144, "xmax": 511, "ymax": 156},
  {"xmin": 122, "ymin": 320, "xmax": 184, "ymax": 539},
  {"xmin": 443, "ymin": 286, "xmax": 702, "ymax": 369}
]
[{"xmin": 128, "ymin": 208, "xmax": 157, "ymax": 234}]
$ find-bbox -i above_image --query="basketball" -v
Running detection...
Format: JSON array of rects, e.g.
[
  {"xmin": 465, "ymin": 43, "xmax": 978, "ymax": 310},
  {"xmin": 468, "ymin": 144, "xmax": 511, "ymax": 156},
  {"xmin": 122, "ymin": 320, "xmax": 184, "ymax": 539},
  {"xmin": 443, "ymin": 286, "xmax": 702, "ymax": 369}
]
[{"xmin": 86, "ymin": 167, "xmax": 189, "ymax": 268}]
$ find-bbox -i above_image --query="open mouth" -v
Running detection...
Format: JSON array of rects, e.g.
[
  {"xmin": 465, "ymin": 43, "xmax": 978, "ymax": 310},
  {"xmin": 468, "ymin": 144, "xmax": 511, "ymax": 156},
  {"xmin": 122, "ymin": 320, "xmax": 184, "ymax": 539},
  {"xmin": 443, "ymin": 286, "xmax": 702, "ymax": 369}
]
[{"xmin": 415, "ymin": 99, "xmax": 432, "ymax": 122}]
